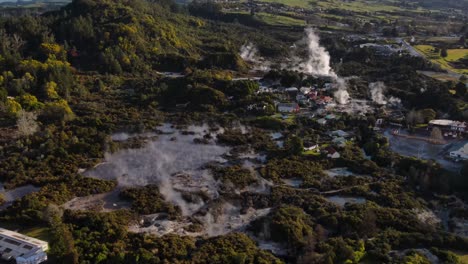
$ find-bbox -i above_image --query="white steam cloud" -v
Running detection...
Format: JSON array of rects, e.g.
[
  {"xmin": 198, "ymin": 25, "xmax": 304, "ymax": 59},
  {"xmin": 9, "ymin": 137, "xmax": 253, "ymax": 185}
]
[
  {"xmin": 86, "ymin": 124, "xmax": 229, "ymax": 216},
  {"xmin": 291, "ymin": 28, "xmax": 350, "ymax": 104},
  {"xmin": 369, "ymin": 81, "xmax": 402, "ymax": 106},
  {"xmin": 240, "ymin": 43, "xmax": 271, "ymax": 72},
  {"xmin": 369, "ymin": 81, "xmax": 387, "ymax": 105},
  {"xmin": 334, "ymin": 78, "xmax": 350, "ymax": 105},
  {"xmin": 86, "ymin": 124, "xmax": 272, "ymax": 237},
  {"xmin": 294, "ymin": 28, "xmax": 335, "ymax": 76}
]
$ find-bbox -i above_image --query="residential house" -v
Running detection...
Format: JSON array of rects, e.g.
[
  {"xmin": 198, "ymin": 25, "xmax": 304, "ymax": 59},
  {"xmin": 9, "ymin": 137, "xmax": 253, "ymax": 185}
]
[
  {"xmin": 303, "ymin": 143, "xmax": 319, "ymax": 151},
  {"xmin": 323, "ymin": 83, "xmax": 333, "ymax": 90},
  {"xmin": 247, "ymin": 104, "xmax": 266, "ymax": 111},
  {"xmin": 332, "ymin": 137, "xmax": 347, "ymax": 148},
  {"xmin": 277, "ymin": 103, "xmax": 300, "ymax": 113},
  {"xmin": 324, "ymin": 147, "xmax": 340, "ymax": 159},
  {"xmin": 315, "ymin": 96, "xmax": 334, "ymax": 106},
  {"xmin": 331, "ymin": 130, "xmax": 350, "ymax": 138},
  {"xmin": 317, "ymin": 118, "xmax": 327, "ymax": 125},
  {"xmin": 296, "ymin": 94, "xmax": 310, "ymax": 105},
  {"xmin": 285, "ymin": 87, "xmax": 299, "ymax": 93}
]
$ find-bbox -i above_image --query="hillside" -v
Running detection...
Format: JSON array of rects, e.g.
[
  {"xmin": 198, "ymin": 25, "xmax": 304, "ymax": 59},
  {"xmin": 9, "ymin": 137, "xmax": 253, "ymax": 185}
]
[{"xmin": 0, "ymin": 0, "xmax": 467, "ymax": 263}]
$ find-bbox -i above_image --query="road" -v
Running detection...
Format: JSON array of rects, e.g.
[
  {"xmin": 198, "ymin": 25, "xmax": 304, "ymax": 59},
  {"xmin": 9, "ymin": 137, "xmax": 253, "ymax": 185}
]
[
  {"xmin": 397, "ymin": 38, "xmax": 465, "ymax": 78},
  {"xmin": 398, "ymin": 38, "xmax": 424, "ymax": 58}
]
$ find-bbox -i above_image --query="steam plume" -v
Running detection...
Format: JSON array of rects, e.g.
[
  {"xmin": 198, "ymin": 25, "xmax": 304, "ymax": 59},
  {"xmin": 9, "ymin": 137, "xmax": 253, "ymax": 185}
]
[
  {"xmin": 240, "ymin": 43, "xmax": 271, "ymax": 71},
  {"xmin": 368, "ymin": 82, "xmax": 402, "ymax": 106},
  {"xmin": 369, "ymin": 82, "xmax": 387, "ymax": 105},
  {"xmin": 295, "ymin": 28, "xmax": 335, "ymax": 76},
  {"xmin": 86, "ymin": 124, "xmax": 229, "ymax": 216},
  {"xmin": 334, "ymin": 77, "xmax": 350, "ymax": 105}
]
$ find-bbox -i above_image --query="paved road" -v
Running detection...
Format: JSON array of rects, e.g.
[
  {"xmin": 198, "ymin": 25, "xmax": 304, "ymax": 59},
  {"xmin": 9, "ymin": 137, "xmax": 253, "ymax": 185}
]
[
  {"xmin": 397, "ymin": 38, "xmax": 465, "ymax": 78},
  {"xmin": 399, "ymin": 39, "xmax": 424, "ymax": 58}
]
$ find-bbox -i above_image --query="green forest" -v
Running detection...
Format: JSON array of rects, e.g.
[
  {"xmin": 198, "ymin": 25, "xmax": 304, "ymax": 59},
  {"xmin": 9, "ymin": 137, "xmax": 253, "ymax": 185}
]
[{"xmin": 0, "ymin": 0, "xmax": 467, "ymax": 263}]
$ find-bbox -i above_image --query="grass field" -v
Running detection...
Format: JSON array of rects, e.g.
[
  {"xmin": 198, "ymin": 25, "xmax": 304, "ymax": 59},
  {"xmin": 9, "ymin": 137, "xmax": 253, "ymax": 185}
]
[
  {"xmin": 255, "ymin": 0, "xmax": 424, "ymax": 13},
  {"xmin": 414, "ymin": 45, "xmax": 468, "ymax": 75},
  {"xmin": 255, "ymin": 12, "xmax": 306, "ymax": 26},
  {"xmin": 272, "ymin": 113, "xmax": 296, "ymax": 124},
  {"xmin": 455, "ymin": 251, "xmax": 468, "ymax": 264}
]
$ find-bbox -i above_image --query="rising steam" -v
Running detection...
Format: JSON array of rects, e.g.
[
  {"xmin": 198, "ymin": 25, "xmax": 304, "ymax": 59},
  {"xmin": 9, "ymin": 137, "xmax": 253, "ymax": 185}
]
[
  {"xmin": 240, "ymin": 43, "xmax": 271, "ymax": 71},
  {"xmin": 291, "ymin": 28, "xmax": 350, "ymax": 104},
  {"xmin": 369, "ymin": 82, "xmax": 387, "ymax": 105},
  {"xmin": 369, "ymin": 81, "xmax": 402, "ymax": 106},
  {"xmin": 294, "ymin": 28, "xmax": 335, "ymax": 76},
  {"xmin": 86, "ymin": 124, "xmax": 229, "ymax": 215}
]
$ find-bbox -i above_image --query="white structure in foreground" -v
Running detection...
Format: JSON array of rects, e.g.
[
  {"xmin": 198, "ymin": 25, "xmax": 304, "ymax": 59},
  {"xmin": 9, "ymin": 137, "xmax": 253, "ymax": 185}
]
[
  {"xmin": 449, "ymin": 143, "xmax": 468, "ymax": 161},
  {"xmin": 0, "ymin": 228, "xmax": 48, "ymax": 264}
]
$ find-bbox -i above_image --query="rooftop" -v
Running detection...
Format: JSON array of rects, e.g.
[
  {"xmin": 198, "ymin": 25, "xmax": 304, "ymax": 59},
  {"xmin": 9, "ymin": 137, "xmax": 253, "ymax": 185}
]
[
  {"xmin": 0, "ymin": 228, "xmax": 48, "ymax": 261},
  {"xmin": 429, "ymin": 119, "xmax": 455, "ymax": 126}
]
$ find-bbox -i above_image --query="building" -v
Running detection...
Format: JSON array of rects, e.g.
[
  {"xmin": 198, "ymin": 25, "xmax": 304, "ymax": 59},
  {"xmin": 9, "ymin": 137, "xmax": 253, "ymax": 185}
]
[
  {"xmin": 0, "ymin": 228, "xmax": 48, "ymax": 264},
  {"xmin": 324, "ymin": 147, "xmax": 340, "ymax": 159},
  {"xmin": 277, "ymin": 103, "xmax": 300, "ymax": 113},
  {"xmin": 332, "ymin": 137, "xmax": 347, "ymax": 147},
  {"xmin": 317, "ymin": 118, "xmax": 327, "ymax": 125},
  {"xmin": 449, "ymin": 143, "xmax": 468, "ymax": 161},
  {"xmin": 429, "ymin": 120, "xmax": 466, "ymax": 135},
  {"xmin": 303, "ymin": 143, "xmax": 319, "ymax": 151},
  {"xmin": 331, "ymin": 130, "xmax": 351, "ymax": 138},
  {"xmin": 284, "ymin": 87, "xmax": 299, "ymax": 93}
]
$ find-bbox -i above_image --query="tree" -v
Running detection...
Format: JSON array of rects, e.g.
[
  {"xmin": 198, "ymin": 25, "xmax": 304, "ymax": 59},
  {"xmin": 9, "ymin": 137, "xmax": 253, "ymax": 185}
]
[
  {"xmin": 420, "ymin": 108, "xmax": 436, "ymax": 123},
  {"xmin": 430, "ymin": 127, "xmax": 443, "ymax": 141},
  {"xmin": 226, "ymin": 80, "xmax": 259, "ymax": 98},
  {"xmin": 17, "ymin": 110, "xmax": 39, "ymax": 136},
  {"xmin": 460, "ymin": 75, "xmax": 467, "ymax": 83},
  {"xmin": 286, "ymin": 135, "xmax": 304, "ymax": 156},
  {"xmin": 17, "ymin": 94, "xmax": 43, "ymax": 111},
  {"xmin": 5, "ymin": 98, "xmax": 22, "ymax": 115},
  {"xmin": 455, "ymin": 82, "xmax": 466, "ymax": 97},
  {"xmin": 44, "ymin": 81, "xmax": 60, "ymax": 100},
  {"xmin": 460, "ymin": 35, "xmax": 466, "ymax": 46},
  {"xmin": 440, "ymin": 48, "xmax": 448, "ymax": 58},
  {"xmin": 41, "ymin": 99, "xmax": 74, "ymax": 123},
  {"xmin": 406, "ymin": 110, "xmax": 423, "ymax": 127}
]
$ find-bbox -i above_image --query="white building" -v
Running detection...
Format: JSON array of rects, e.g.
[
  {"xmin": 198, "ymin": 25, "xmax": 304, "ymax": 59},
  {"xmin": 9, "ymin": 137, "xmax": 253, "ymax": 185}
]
[
  {"xmin": 317, "ymin": 118, "xmax": 327, "ymax": 125},
  {"xmin": 449, "ymin": 143, "xmax": 468, "ymax": 161},
  {"xmin": 429, "ymin": 120, "xmax": 466, "ymax": 134},
  {"xmin": 0, "ymin": 228, "xmax": 48, "ymax": 264}
]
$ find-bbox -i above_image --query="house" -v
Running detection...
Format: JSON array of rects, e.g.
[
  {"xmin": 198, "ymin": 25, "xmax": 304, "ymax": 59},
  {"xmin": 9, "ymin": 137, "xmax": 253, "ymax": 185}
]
[
  {"xmin": 331, "ymin": 130, "xmax": 350, "ymax": 138},
  {"xmin": 314, "ymin": 96, "xmax": 334, "ymax": 106},
  {"xmin": 375, "ymin": 118, "xmax": 384, "ymax": 127},
  {"xmin": 323, "ymin": 83, "xmax": 333, "ymax": 90},
  {"xmin": 332, "ymin": 137, "xmax": 347, "ymax": 147},
  {"xmin": 304, "ymin": 143, "xmax": 319, "ymax": 151},
  {"xmin": 324, "ymin": 147, "xmax": 340, "ymax": 159},
  {"xmin": 307, "ymin": 90, "xmax": 319, "ymax": 100},
  {"xmin": 0, "ymin": 228, "xmax": 48, "ymax": 264},
  {"xmin": 449, "ymin": 143, "xmax": 468, "ymax": 161},
  {"xmin": 277, "ymin": 103, "xmax": 300, "ymax": 113},
  {"xmin": 296, "ymin": 94, "xmax": 310, "ymax": 105},
  {"xmin": 300, "ymin": 87, "xmax": 312, "ymax": 94},
  {"xmin": 317, "ymin": 118, "xmax": 327, "ymax": 125},
  {"xmin": 247, "ymin": 104, "xmax": 266, "ymax": 111},
  {"xmin": 285, "ymin": 87, "xmax": 299, "ymax": 93}
]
